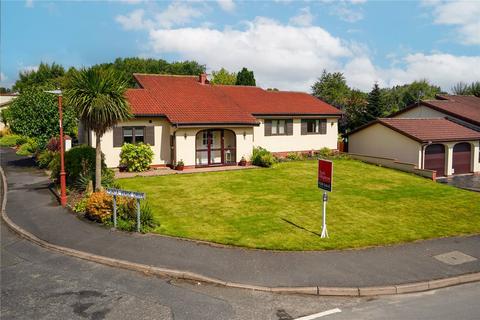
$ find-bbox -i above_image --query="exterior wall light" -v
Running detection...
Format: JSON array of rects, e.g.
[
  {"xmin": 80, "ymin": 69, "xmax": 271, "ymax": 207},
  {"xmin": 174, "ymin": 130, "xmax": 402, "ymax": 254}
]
[{"xmin": 184, "ymin": 132, "xmax": 187, "ymax": 139}]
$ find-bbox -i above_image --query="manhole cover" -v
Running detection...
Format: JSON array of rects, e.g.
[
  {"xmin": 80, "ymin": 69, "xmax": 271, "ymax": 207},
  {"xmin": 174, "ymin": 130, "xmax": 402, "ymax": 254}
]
[{"xmin": 434, "ymin": 251, "xmax": 477, "ymax": 265}]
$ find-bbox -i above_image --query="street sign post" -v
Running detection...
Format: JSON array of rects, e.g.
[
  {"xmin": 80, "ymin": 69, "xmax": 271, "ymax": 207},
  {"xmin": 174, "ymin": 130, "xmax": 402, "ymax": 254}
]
[
  {"xmin": 106, "ymin": 188, "xmax": 146, "ymax": 232},
  {"xmin": 318, "ymin": 159, "xmax": 333, "ymax": 238}
]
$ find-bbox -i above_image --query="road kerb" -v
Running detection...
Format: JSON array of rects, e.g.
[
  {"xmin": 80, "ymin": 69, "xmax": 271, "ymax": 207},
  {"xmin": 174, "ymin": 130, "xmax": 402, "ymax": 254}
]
[
  {"xmin": 317, "ymin": 287, "xmax": 359, "ymax": 296},
  {"xmin": 395, "ymin": 281, "xmax": 429, "ymax": 294},
  {"xmin": 1, "ymin": 165, "xmax": 479, "ymax": 297},
  {"xmin": 359, "ymin": 286, "xmax": 397, "ymax": 296}
]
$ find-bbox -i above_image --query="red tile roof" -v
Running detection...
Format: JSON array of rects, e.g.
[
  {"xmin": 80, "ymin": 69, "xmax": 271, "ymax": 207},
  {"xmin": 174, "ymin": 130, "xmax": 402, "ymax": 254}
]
[
  {"xmin": 377, "ymin": 118, "xmax": 480, "ymax": 142},
  {"xmin": 125, "ymin": 74, "xmax": 341, "ymax": 125},
  {"xmin": 422, "ymin": 95, "xmax": 480, "ymax": 127}
]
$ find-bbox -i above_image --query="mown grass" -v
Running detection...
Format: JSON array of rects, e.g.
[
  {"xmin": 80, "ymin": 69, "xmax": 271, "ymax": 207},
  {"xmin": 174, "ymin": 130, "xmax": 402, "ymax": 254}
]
[{"xmin": 119, "ymin": 159, "xmax": 480, "ymax": 250}]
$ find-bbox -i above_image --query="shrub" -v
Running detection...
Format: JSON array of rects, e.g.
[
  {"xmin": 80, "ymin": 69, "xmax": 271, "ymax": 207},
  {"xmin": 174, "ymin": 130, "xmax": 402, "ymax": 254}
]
[
  {"xmin": 120, "ymin": 143, "xmax": 154, "ymax": 172},
  {"xmin": 50, "ymin": 145, "xmax": 106, "ymax": 184},
  {"xmin": 251, "ymin": 147, "xmax": 276, "ymax": 168},
  {"xmin": 0, "ymin": 108, "xmax": 11, "ymax": 128},
  {"xmin": 286, "ymin": 152, "xmax": 302, "ymax": 161},
  {"xmin": 72, "ymin": 196, "xmax": 89, "ymax": 214},
  {"xmin": 114, "ymin": 200, "xmax": 156, "ymax": 232},
  {"xmin": 46, "ymin": 136, "xmax": 61, "ymax": 152},
  {"xmin": 0, "ymin": 127, "xmax": 12, "ymax": 138},
  {"xmin": 318, "ymin": 147, "xmax": 333, "ymax": 158},
  {"xmin": 74, "ymin": 168, "xmax": 117, "ymax": 191},
  {"xmin": 85, "ymin": 192, "xmax": 112, "ymax": 223},
  {"xmin": 37, "ymin": 150, "xmax": 58, "ymax": 169},
  {"xmin": 0, "ymin": 134, "xmax": 28, "ymax": 147},
  {"xmin": 7, "ymin": 88, "xmax": 77, "ymax": 145},
  {"xmin": 16, "ymin": 138, "xmax": 40, "ymax": 156}
]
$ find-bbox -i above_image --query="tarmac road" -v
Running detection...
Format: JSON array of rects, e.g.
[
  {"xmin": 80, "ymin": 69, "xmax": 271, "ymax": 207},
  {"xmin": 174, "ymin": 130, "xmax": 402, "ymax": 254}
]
[{"xmin": 2, "ymin": 221, "xmax": 480, "ymax": 320}]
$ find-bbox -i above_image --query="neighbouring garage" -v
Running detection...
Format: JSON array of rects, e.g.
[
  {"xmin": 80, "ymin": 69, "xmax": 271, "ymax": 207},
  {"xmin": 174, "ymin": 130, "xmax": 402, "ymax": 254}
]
[
  {"xmin": 425, "ymin": 144, "xmax": 446, "ymax": 177},
  {"xmin": 347, "ymin": 118, "xmax": 480, "ymax": 178},
  {"xmin": 452, "ymin": 142, "xmax": 472, "ymax": 174}
]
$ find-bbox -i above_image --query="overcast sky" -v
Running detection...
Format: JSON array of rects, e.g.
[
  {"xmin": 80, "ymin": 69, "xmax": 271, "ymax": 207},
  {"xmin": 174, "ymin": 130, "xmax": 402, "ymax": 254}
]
[{"xmin": 1, "ymin": 0, "xmax": 479, "ymax": 92}]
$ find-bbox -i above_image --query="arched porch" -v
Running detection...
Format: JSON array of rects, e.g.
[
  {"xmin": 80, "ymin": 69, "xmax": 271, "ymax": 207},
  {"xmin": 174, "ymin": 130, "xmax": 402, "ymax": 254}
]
[{"xmin": 195, "ymin": 129, "xmax": 236, "ymax": 167}]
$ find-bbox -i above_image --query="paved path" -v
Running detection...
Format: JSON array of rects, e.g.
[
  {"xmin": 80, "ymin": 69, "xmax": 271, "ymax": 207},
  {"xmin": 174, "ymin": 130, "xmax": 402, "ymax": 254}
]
[{"xmin": 1, "ymin": 148, "xmax": 479, "ymax": 289}]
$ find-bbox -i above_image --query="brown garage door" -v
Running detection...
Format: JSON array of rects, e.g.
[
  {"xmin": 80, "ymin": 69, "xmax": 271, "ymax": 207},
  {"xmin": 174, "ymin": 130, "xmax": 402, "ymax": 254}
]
[
  {"xmin": 425, "ymin": 144, "xmax": 445, "ymax": 177},
  {"xmin": 453, "ymin": 142, "xmax": 471, "ymax": 174}
]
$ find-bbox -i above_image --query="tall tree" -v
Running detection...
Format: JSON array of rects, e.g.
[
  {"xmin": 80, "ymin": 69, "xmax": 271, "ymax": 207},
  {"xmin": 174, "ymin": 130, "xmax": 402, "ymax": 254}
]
[
  {"xmin": 97, "ymin": 57, "xmax": 206, "ymax": 87},
  {"xmin": 401, "ymin": 79, "xmax": 441, "ymax": 106},
  {"xmin": 64, "ymin": 67, "xmax": 132, "ymax": 191},
  {"xmin": 13, "ymin": 62, "xmax": 65, "ymax": 92},
  {"xmin": 235, "ymin": 67, "xmax": 256, "ymax": 86},
  {"xmin": 364, "ymin": 83, "xmax": 383, "ymax": 123},
  {"xmin": 451, "ymin": 82, "xmax": 470, "ymax": 95},
  {"xmin": 341, "ymin": 89, "xmax": 368, "ymax": 132},
  {"xmin": 452, "ymin": 81, "xmax": 480, "ymax": 97},
  {"xmin": 311, "ymin": 70, "xmax": 350, "ymax": 108},
  {"xmin": 211, "ymin": 68, "xmax": 237, "ymax": 85}
]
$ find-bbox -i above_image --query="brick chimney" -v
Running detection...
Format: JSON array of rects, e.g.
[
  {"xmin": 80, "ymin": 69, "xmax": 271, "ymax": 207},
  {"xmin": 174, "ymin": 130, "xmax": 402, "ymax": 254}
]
[{"xmin": 199, "ymin": 73, "xmax": 208, "ymax": 85}]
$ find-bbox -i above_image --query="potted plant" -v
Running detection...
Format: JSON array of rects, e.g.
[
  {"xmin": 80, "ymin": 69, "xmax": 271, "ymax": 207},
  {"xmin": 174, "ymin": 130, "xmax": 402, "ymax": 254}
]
[
  {"xmin": 238, "ymin": 156, "xmax": 247, "ymax": 166},
  {"xmin": 175, "ymin": 159, "xmax": 185, "ymax": 171}
]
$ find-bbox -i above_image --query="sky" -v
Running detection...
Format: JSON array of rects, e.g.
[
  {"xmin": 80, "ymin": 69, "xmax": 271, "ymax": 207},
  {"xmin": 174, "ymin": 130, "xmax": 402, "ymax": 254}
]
[{"xmin": 1, "ymin": 0, "xmax": 479, "ymax": 92}]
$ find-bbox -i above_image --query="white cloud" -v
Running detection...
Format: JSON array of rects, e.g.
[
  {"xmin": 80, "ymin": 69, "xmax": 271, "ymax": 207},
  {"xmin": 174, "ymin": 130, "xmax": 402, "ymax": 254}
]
[
  {"xmin": 116, "ymin": 2, "xmax": 203, "ymax": 30},
  {"xmin": 116, "ymin": 9, "xmax": 150, "ymax": 30},
  {"xmin": 118, "ymin": 12, "xmax": 479, "ymax": 92},
  {"xmin": 217, "ymin": 0, "xmax": 235, "ymax": 12},
  {"xmin": 289, "ymin": 7, "xmax": 314, "ymax": 27},
  {"xmin": 156, "ymin": 2, "xmax": 202, "ymax": 28},
  {"xmin": 425, "ymin": 0, "xmax": 480, "ymax": 45},
  {"xmin": 0, "ymin": 72, "xmax": 7, "ymax": 82},
  {"xmin": 25, "ymin": 0, "xmax": 34, "ymax": 8},
  {"xmin": 344, "ymin": 53, "xmax": 480, "ymax": 91},
  {"xmin": 147, "ymin": 17, "xmax": 351, "ymax": 90},
  {"xmin": 330, "ymin": 4, "xmax": 364, "ymax": 23}
]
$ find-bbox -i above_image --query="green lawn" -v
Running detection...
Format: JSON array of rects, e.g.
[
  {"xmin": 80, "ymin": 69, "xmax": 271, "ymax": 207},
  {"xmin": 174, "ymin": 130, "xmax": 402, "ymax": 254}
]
[{"xmin": 119, "ymin": 159, "xmax": 480, "ymax": 250}]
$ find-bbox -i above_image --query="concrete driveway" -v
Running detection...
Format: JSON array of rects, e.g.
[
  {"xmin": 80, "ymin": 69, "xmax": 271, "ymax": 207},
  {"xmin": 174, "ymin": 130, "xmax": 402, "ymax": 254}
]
[{"xmin": 437, "ymin": 174, "xmax": 480, "ymax": 192}]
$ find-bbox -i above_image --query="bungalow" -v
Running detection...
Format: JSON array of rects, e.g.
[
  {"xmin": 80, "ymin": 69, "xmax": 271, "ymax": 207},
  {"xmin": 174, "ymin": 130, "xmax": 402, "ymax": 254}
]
[
  {"xmin": 348, "ymin": 95, "xmax": 480, "ymax": 177},
  {"xmin": 79, "ymin": 74, "xmax": 342, "ymax": 168}
]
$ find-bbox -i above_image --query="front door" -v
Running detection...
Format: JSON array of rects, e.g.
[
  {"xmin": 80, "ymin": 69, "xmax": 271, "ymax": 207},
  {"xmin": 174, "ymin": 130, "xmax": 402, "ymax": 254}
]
[{"xmin": 196, "ymin": 129, "xmax": 236, "ymax": 166}]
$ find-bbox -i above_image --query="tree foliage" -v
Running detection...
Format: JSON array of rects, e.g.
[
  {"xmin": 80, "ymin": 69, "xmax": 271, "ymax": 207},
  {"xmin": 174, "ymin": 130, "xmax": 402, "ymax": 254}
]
[
  {"xmin": 97, "ymin": 57, "xmax": 206, "ymax": 87},
  {"xmin": 311, "ymin": 71, "xmax": 444, "ymax": 133},
  {"xmin": 235, "ymin": 67, "xmax": 256, "ymax": 86},
  {"xmin": 364, "ymin": 83, "xmax": 383, "ymax": 123},
  {"xmin": 311, "ymin": 70, "xmax": 350, "ymax": 108},
  {"xmin": 452, "ymin": 81, "xmax": 480, "ymax": 97},
  {"xmin": 211, "ymin": 68, "xmax": 237, "ymax": 85},
  {"xmin": 12, "ymin": 62, "xmax": 66, "ymax": 92},
  {"xmin": 8, "ymin": 88, "xmax": 77, "ymax": 144}
]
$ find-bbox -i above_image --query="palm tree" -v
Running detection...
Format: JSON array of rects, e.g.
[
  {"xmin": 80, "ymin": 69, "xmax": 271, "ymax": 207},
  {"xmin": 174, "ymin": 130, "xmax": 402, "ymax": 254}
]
[{"xmin": 65, "ymin": 67, "xmax": 131, "ymax": 191}]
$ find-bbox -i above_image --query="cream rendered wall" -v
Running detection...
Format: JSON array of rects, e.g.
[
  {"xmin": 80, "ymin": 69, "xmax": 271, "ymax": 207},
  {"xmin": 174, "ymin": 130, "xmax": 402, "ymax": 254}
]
[
  {"xmin": 253, "ymin": 118, "xmax": 338, "ymax": 152},
  {"xmin": 174, "ymin": 127, "xmax": 254, "ymax": 166},
  {"xmin": 349, "ymin": 123, "xmax": 422, "ymax": 167},
  {"xmin": 471, "ymin": 140, "xmax": 480, "ymax": 173},
  {"xmin": 394, "ymin": 105, "xmax": 447, "ymax": 118},
  {"xmin": 91, "ymin": 118, "xmax": 171, "ymax": 168}
]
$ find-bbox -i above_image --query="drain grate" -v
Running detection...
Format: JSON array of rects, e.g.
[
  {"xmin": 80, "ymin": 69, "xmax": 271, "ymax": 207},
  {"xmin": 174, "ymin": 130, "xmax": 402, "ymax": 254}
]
[{"xmin": 434, "ymin": 251, "xmax": 477, "ymax": 265}]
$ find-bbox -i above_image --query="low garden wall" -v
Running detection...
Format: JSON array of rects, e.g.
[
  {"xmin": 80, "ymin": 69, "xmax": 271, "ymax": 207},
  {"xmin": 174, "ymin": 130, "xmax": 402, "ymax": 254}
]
[{"xmin": 347, "ymin": 153, "xmax": 436, "ymax": 180}]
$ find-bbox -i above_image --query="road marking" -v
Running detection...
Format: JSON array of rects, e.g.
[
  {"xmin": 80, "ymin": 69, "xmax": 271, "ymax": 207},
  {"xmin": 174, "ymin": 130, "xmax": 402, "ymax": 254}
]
[{"xmin": 294, "ymin": 308, "xmax": 342, "ymax": 320}]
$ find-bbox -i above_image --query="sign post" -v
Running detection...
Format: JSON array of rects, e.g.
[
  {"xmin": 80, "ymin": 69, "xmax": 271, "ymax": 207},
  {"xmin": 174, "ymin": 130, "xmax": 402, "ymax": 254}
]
[
  {"xmin": 318, "ymin": 159, "xmax": 333, "ymax": 238},
  {"xmin": 106, "ymin": 188, "xmax": 145, "ymax": 232}
]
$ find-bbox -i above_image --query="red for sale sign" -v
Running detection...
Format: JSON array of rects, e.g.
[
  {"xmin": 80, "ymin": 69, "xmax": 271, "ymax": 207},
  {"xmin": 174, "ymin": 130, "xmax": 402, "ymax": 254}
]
[{"xmin": 318, "ymin": 159, "xmax": 333, "ymax": 192}]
